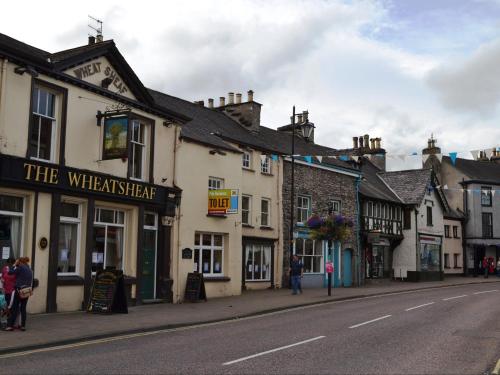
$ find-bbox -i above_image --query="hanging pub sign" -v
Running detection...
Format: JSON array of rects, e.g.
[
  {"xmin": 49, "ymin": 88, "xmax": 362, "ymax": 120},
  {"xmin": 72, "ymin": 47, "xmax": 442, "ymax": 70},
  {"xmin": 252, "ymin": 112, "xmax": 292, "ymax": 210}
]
[
  {"xmin": 103, "ymin": 116, "xmax": 128, "ymax": 160},
  {"xmin": 208, "ymin": 189, "xmax": 239, "ymax": 215}
]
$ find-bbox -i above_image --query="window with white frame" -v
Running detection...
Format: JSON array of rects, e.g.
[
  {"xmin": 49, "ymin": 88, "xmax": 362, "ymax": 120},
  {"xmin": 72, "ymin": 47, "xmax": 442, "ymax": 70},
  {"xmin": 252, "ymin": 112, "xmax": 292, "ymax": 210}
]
[
  {"xmin": 92, "ymin": 208, "xmax": 125, "ymax": 273},
  {"xmin": 0, "ymin": 195, "xmax": 24, "ymax": 262},
  {"xmin": 58, "ymin": 202, "xmax": 81, "ymax": 275},
  {"xmin": 245, "ymin": 244, "xmax": 271, "ymax": 281},
  {"xmin": 261, "ymin": 198, "xmax": 270, "ymax": 227},
  {"xmin": 295, "ymin": 238, "xmax": 323, "ymax": 273},
  {"xmin": 130, "ymin": 119, "xmax": 147, "ymax": 180},
  {"xmin": 328, "ymin": 200, "xmax": 341, "ymax": 215},
  {"xmin": 242, "ymin": 195, "xmax": 251, "ymax": 225},
  {"xmin": 481, "ymin": 187, "xmax": 492, "ymax": 207},
  {"xmin": 297, "ymin": 195, "xmax": 311, "ymax": 223},
  {"xmin": 29, "ymin": 86, "xmax": 58, "ymax": 161},
  {"xmin": 260, "ymin": 155, "xmax": 271, "ymax": 174},
  {"xmin": 242, "ymin": 152, "xmax": 252, "ymax": 169},
  {"xmin": 194, "ymin": 233, "xmax": 223, "ymax": 275},
  {"xmin": 208, "ymin": 177, "xmax": 224, "ymax": 190}
]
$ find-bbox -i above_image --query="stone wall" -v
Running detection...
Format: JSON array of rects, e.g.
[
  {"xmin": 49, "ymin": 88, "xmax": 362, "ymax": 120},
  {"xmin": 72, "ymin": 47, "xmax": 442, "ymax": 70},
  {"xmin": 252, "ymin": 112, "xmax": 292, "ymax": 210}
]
[{"xmin": 281, "ymin": 161, "xmax": 360, "ymax": 286}]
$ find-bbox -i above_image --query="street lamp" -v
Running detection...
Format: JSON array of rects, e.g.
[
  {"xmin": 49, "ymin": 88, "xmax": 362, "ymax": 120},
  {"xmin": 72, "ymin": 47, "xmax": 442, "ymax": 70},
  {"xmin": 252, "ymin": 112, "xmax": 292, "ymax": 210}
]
[{"xmin": 289, "ymin": 106, "xmax": 315, "ymax": 285}]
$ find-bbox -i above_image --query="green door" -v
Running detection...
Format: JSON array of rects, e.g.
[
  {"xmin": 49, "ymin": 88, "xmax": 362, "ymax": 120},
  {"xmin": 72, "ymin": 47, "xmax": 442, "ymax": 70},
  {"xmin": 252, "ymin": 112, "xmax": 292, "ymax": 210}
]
[{"xmin": 141, "ymin": 228, "xmax": 157, "ymax": 300}]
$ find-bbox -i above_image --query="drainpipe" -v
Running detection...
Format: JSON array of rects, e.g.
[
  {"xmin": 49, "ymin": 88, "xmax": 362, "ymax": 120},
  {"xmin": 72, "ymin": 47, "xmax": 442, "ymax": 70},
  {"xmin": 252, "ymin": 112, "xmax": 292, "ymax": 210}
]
[
  {"xmin": 173, "ymin": 124, "xmax": 181, "ymax": 301},
  {"xmin": 415, "ymin": 207, "xmax": 419, "ymax": 281},
  {"xmin": 0, "ymin": 58, "xmax": 8, "ymax": 146},
  {"xmin": 462, "ymin": 180, "xmax": 469, "ymax": 276},
  {"xmin": 355, "ymin": 176, "xmax": 362, "ymax": 286}
]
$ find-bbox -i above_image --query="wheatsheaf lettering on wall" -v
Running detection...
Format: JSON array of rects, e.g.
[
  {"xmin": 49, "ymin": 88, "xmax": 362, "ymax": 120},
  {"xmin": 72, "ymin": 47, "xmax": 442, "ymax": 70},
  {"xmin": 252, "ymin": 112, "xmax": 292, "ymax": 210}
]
[
  {"xmin": 72, "ymin": 63, "xmax": 129, "ymax": 95},
  {"xmin": 23, "ymin": 163, "xmax": 155, "ymax": 200}
]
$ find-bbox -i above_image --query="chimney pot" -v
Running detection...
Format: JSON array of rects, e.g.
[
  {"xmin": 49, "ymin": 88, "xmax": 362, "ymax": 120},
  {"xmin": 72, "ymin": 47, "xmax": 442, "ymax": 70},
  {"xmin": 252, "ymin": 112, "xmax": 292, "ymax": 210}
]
[
  {"xmin": 208, "ymin": 98, "xmax": 214, "ymax": 109},
  {"xmin": 219, "ymin": 97, "xmax": 225, "ymax": 107},
  {"xmin": 247, "ymin": 90, "xmax": 254, "ymax": 102},
  {"xmin": 236, "ymin": 93, "xmax": 242, "ymax": 104},
  {"xmin": 359, "ymin": 136, "xmax": 364, "ymax": 148},
  {"xmin": 88, "ymin": 36, "xmax": 96, "ymax": 45},
  {"xmin": 297, "ymin": 114, "xmax": 303, "ymax": 124},
  {"xmin": 302, "ymin": 110, "xmax": 308, "ymax": 122},
  {"xmin": 353, "ymin": 137, "xmax": 359, "ymax": 149},
  {"xmin": 370, "ymin": 139, "xmax": 375, "ymax": 149},
  {"xmin": 364, "ymin": 134, "xmax": 370, "ymax": 149},
  {"xmin": 96, "ymin": 34, "xmax": 103, "ymax": 43},
  {"xmin": 376, "ymin": 138, "xmax": 381, "ymax": 149},
  {"xmin": 228, "ymin": 92, "xmax": 234, "ymax": 105}
]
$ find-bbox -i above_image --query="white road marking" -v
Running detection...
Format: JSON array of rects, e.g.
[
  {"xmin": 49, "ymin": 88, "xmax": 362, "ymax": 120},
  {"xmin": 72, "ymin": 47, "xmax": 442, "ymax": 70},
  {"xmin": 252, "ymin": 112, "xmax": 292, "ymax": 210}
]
[
  {"xmin": 473, "ymin": 289, "xmax": 498, "ymax": 295},
  {"xmin": 348, "ymin": 315, "xmax": 392, "ymax": 329},
  {"xmin": 442, "ymin": 295, "xmax": 467, "ymax": 301},
  {"xmin": 222, "ymin": 336, "xmax": 325, "ymax": 366},
  {"xmin": 405, "ymin": 302, "xmax": 435, "ymax": 311},
  {"xmin": 492, "ymin": 358, "xmax": 500, "ymax": 375}
]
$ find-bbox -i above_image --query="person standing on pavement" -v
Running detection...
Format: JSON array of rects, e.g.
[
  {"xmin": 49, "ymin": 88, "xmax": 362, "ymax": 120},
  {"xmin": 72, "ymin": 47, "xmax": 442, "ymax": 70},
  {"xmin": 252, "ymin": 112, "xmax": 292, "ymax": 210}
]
[
  {"xmin": 488, "ymin": 257, "xmax": 495, "ymax": 276},
  {"xmin": 5, "ymin": 257, "xmax": 33, "ymax": 331},
  {"xmin": 482, "ymin": 257, "xmax": 489, "ymax": 278},
  {"xmin": 289, "ymin": 255, "xmax": 303, "ymax": 295},
  {"xmin": 1, "ymin": 257, "xmax": 16, "ymax": 310}
]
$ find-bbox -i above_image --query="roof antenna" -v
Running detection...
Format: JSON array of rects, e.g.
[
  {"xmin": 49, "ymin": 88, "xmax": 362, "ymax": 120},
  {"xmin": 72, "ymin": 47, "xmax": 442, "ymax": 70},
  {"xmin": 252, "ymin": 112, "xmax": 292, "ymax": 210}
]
[{"xmin": 88, "ymin": 15, "xmax": 103, "ymax": 44}]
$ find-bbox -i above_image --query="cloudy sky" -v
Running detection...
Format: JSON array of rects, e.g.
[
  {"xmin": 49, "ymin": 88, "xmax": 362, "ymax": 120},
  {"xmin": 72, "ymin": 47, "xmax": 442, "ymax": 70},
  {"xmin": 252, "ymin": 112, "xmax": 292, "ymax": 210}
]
[{"xmin": 1, "ymin": 0, "xmax": 500, "ymax": 168}]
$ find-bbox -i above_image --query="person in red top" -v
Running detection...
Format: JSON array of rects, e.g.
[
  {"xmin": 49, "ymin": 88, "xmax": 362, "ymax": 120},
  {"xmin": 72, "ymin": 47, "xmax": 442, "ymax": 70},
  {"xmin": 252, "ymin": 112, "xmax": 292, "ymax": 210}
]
[
  {"xmin": 488, "ymin": 257, "xmax": 495, "ymax": 276},
  {"xmin": 482, "ymin": 257, "xmax": 489, "ymax": 278},
  {"xmin": 1, "ymin": 258, "xmax": 16, "ymax": 309}
]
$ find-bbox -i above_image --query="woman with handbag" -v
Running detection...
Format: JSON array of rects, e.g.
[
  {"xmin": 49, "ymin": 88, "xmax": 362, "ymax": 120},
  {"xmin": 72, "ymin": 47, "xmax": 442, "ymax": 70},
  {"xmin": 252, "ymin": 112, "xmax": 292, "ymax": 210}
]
[{"xmin": 5, "ymin": 257, "xmax": 33, "ymax": 331}]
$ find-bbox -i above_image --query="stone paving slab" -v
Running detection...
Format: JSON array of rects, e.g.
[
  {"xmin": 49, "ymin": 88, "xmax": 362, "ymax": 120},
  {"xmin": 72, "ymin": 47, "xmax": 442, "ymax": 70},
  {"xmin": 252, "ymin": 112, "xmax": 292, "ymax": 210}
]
[{"xmin": 1, "ymin": 276, "xmax": 499, "ymax": 354}]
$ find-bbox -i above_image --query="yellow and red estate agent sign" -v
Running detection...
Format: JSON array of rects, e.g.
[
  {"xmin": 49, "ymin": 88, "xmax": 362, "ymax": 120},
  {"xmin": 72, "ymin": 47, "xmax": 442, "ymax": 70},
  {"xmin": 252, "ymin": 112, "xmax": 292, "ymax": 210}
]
[{"xmin": 208, "ymin": 189, "xmax": 239, "ymax": 215}]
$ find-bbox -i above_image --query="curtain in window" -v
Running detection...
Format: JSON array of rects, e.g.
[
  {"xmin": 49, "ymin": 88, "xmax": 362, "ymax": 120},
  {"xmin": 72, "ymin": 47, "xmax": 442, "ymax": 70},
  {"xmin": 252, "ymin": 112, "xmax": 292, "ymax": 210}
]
[{"xmin": 10, "ymin": 216, "xmax": 21, "ymax": 259}]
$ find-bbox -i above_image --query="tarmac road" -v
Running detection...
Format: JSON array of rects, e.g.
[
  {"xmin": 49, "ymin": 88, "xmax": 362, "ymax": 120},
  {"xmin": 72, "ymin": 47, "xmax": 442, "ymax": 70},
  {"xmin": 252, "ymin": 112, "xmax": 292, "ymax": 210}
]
[{"xmin": 1, "ymin": 283, "xmax": 499, "ymax": 374}]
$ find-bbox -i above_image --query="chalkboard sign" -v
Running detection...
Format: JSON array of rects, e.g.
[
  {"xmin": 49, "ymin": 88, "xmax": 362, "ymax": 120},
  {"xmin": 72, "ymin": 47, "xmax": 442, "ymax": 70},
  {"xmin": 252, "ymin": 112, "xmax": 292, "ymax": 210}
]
[
  {"xmin": 184, "ymin": 272, "xmax": 207, "ymax": 302},
  {"xmin": 87, "ymin": 269, "xmax": 128, "ymax": 314}
]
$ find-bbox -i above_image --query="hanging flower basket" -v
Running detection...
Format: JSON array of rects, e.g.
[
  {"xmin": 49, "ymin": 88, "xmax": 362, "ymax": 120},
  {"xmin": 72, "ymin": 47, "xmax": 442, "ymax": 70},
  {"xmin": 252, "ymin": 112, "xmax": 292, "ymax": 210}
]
[{"xmin": 306, "ymin": 213, "xmax": 354, "ymax": 242}]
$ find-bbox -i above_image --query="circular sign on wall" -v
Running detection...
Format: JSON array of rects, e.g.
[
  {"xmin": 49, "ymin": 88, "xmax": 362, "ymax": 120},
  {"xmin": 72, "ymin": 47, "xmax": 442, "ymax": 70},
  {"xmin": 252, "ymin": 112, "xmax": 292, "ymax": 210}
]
[{"xmin": 39, "ymin": 237, "xmax": 48, "ymax": 249}]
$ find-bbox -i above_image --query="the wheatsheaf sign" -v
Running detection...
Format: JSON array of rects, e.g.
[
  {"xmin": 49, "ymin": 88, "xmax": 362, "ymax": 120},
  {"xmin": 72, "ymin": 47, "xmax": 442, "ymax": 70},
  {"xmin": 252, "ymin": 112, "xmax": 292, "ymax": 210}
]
[
  {"xmin": 23, "ymin": 163, "xmax": 156, "ymax": 200},
  {"xmin": 72, "ymin": 62, "xmax": 129, "ymax": 95}
]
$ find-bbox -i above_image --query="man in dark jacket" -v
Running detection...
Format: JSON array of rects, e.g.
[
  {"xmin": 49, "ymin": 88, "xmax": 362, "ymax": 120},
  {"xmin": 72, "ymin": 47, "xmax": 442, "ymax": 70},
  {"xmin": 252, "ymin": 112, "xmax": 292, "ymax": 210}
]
[{"xmin": 289, "ymin": 255, "xmax": 304, "ymax": 295}]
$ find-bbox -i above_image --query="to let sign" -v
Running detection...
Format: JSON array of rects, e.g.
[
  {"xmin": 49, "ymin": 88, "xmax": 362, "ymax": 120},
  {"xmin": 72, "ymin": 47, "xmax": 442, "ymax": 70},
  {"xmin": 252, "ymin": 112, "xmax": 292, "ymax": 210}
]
[{"xmin": 208, "ymin": 189, "xmax": 238, "ymax": 215}]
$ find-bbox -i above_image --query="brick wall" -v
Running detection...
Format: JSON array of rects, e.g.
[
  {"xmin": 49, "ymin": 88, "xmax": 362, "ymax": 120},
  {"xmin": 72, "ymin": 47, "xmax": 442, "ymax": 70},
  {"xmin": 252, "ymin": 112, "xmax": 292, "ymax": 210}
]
[{"xmin": 281, "ymin": 161, "xmax": 360, "ymax": 286}]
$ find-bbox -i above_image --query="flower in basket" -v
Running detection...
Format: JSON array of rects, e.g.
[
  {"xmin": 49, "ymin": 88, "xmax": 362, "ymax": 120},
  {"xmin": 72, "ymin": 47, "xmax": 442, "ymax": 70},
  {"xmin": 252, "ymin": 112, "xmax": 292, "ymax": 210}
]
[
  {"xmin": 306, "ymin": 213, "xmax": 354, "ymax": 241},
  {"xmin": 306, "ymin": 214, "xmax": 323, "ymax": 229}
]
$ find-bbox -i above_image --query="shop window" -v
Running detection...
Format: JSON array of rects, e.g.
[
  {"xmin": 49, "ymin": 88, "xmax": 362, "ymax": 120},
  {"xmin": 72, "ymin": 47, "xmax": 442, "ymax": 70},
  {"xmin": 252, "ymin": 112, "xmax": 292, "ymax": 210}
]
[
  {"xmin": 129, "ymin": 119, "xmax": 148, "ymax": 180},
  {"xmin": 419, "ymin": 243, "xmax": 440, "ymax": 272},
  {"xmin": 453, "ymin": 226, "xmax": 459, "ymax": 238},
  {"xmin": 444, "ymin": 253, "xmax": 450, "ymax": 268},
  {"xmin": 193, "ymin": 233, "xmax": 223, "ymax": 276},
  {"xmin": 208, "ymin": 177, "xmax": 224, "ymax": 190},
  {"xmin": 58, "ymin": 202, "xmax": 81, "ymax": 275},
  {"xmin": 242, "ymin": 152, "xmax": 251, "ymax": 169},
  {"xmin": 0, "ymin": 195, "xmax": 24, "ymax": 262},
  {"xmin": 444, "ymin": 225, "xmax": 450, "ymax": 238},
  {"xmin": 242, "ymin": 195, "xmax": 251, "ymax": 225},
  {"xmin": 261, "ymin": 198, "xmax": 270, "ymax": 227},
  {"xmin": 297, "ymin": 195, "xmax": 311, "ymax": 223},
  {"xmin": 481, "ymin": 187, "xmax": 492, "ymax": 207},
  {"xmin": 260, "ymin": 155, "xmax": 271, "ymax": 174},
  {"xmin": 328, "ymin": 200, "xmax": 341, "ymax": 215},
  {"xmin": 28, "ymin": 85, "xmax": 60, "ymax": 162},
  {"xmin": 295, "ymin": 238, "xmax": 323, "ymax": 273},
  {"xmin": 426, "ymin": 206, "xmax": 433, "ymax": 226},
  {"xmin": 92, "ymin": 208, "xmax": 125, "ymax": 273},
  {"xmin": 482, "ymin": 213, "xmax": 493, "ymax": 238},
  {"xmin": 245, "ymin": 244, "xmax": 271, "ymax": 281}
]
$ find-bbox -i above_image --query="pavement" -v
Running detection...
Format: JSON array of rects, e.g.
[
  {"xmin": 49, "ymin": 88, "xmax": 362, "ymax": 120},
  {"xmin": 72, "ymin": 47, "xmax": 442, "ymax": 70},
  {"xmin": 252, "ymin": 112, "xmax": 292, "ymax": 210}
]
[{"xmin": 0, "ymin": 276, "xmax": 499, "ymax": 355}]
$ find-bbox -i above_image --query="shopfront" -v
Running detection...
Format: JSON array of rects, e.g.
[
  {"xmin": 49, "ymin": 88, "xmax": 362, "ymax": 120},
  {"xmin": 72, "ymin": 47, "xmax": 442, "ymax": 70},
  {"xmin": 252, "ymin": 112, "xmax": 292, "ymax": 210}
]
[
  {"xmin": 0, "ymin": 154, "xmax": 180, "ymax": 312},
  {"xmin": 365, "ymin": 238, "xmax": 392, "ymax": 279},
  {"xmin": 242, "ymin": 237, "xmax": 275, "ymax": 290},
  {"xmin": 414, "ymin": 234, "xmax": 443, "ymax": 281}
]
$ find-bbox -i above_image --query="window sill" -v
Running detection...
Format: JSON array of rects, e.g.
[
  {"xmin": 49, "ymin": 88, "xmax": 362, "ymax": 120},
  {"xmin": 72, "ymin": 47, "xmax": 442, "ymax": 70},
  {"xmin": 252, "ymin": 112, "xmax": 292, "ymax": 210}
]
[
  {"xmin": 204, "ymin": 276, "xmax": 231, "ymax": 282},
  {"xmin": 245, "ymin": 279, "xmax": 271, "ymax": 283},
  {"xmin": 206, "ymin": 213, "xmax": 227, "ymax": 218},
  {"xmin": 242, "ymin": 224, "xmax": 254, "ymax": 228},
  {"xmin": 444, "ymin": 266, "xmax": 451, "ymax": 269},
  {"xmin": 260, "ymin": 172, "xmax": 274, "ymax": 177},
  {"xmin": 242, "ymin": 168, "xmax": 255, "ymax": 173},
  {"xmin": 260, "ymin": 226, "xmax": 274, "ymax": 231},
  {"xmin": 57, "ymin": 275, "xmax": 84, "ymax": 286}
]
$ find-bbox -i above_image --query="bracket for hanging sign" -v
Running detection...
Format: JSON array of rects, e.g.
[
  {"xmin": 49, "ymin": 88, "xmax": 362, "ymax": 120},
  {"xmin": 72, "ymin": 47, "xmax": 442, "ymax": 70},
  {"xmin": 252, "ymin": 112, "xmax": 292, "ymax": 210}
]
[{"xmin": 96, "ymin": 107, "xmax": 132, "ymax": 126}]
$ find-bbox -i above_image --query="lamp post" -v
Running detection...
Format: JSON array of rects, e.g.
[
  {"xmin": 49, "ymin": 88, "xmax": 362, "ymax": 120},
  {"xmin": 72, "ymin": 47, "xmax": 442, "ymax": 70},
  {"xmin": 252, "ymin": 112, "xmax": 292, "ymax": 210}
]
[{"xmin": 289, "ymin": 106, "xmax": 315, "ymax": 286}]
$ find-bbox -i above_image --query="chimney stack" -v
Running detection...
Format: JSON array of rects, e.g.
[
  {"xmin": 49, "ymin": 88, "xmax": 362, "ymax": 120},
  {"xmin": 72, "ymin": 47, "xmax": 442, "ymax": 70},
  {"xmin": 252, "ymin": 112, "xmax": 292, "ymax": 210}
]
[
  {"xmin": 208, "ymin": 98, "xmax": 214, "ymax": 109},
  {"xmin": 228, "ymin": 92, "xmax": 234, "ymax": 105},
  {"xmin": 194, "ymin": 100, "xmax": 204, "ymax": 107},
  {"xmin": 297, "ymin": 114, "xmax": 303, "ymax": 124},
  {"xmin": 364, "ymin": 134, "xmax": 370, "ymax": 149},
  {"xmin": 353, "ymin": 137, "xmax": 359, "ymax": 149},
  {"xmin": 236, "ymin": 93, "xmax": 242, "ymax": 104},
  {"xmin": 96, "ymin": 33, "xmax": 103, "ymax": 43},
  {"xmin": 219, "ymin": 96, "xmax": 225, "ymax": 107},
  {"xmin": 247, "ymin": 90, "xmax": 254, "ymax": 102},
  {"xmin": 88, "ymin": 36, "xmax": 96, "ymax": 45},
  {"xmin": 302, "ymin": 111, "xmax": 308, "ymax": 123}
]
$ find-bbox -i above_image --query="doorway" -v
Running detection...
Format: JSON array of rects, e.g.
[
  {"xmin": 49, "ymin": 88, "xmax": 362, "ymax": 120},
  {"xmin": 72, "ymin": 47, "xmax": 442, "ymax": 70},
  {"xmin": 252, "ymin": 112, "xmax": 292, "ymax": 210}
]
[
  {"xmin": 343, "ymin": 249, "xmax": 352, "ymax": 287},
  {"xmin": 141, "ymin": 212, "xmax": 158, "ymax": 300}
]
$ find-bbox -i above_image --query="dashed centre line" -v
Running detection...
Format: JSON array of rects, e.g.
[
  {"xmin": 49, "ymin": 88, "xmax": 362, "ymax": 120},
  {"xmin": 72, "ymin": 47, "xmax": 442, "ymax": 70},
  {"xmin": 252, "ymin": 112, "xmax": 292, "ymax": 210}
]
[
  {"xmin": 405, "ymin": 302, "xmax": 435, "ymax": 311},
  {"xmin": 442, "ymin": 295, "xmax": 467, "ymax": 301},
  {"xmin": 473, "ymin": 289, "xmax": 498, "ymax": 295},
  {"xmin": 349, "ymin": 315, "xmax": 392, "ymax": 329}
]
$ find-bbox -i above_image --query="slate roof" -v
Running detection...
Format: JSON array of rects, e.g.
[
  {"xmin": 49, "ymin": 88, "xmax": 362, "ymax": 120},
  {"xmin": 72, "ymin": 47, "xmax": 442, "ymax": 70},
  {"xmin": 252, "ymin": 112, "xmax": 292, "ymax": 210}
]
[
  {"xmin": 444, "ymin": 207, "xmax": 464, "ymax": 220},
  {"xmin": 443, "ymin": 156, "xmax": 500, "ymax": 185},
  {"xmin": 148, "ymin": 89, "xmax": 359, "ymax": 173},
  {"xmin": 377, "ymin": 169, "xmax": 432, "ymax": 205},
  {"xmin": 358, "ymin": 159, "xmax": 401, "ymax": 203}
]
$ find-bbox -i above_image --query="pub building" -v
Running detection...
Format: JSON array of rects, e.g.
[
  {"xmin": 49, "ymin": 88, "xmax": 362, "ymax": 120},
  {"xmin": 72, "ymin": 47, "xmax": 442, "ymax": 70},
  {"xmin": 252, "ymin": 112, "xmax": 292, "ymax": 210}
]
[{"xmin": 0, "ymin": 33, "xmax": 188, "ymax": 313}]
